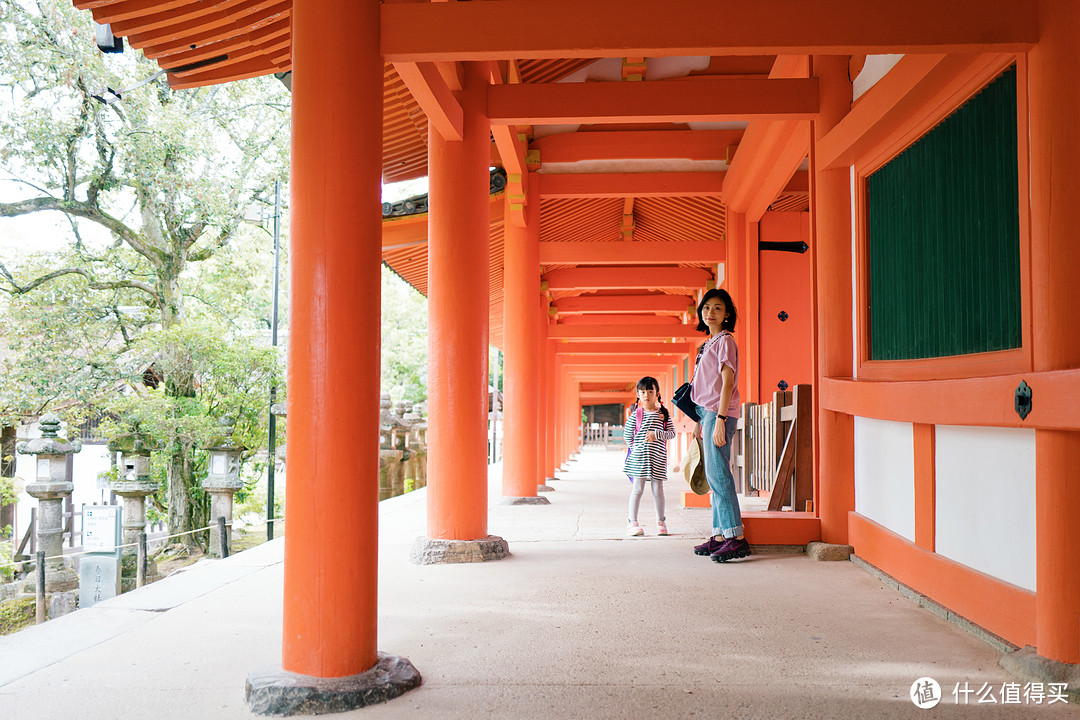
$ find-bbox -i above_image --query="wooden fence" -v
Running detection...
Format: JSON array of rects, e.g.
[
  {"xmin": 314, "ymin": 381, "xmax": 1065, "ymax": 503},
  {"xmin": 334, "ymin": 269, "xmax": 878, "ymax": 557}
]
[{"xmin": 732, "ymin": 384, "xmax": 813, "ymax": 512}]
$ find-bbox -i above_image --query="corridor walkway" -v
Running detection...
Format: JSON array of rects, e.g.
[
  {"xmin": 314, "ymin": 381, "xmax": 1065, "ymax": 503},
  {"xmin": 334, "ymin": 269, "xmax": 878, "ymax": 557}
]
[{"xmin": 0, "ymin": 447, "xmax": 1072, "ymax": 719}]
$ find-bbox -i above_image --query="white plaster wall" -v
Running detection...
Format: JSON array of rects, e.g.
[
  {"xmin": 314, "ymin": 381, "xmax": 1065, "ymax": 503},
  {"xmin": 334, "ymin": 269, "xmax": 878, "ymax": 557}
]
[
  {"xmin": 854, "ymin": 417, "xmax": 915, "ymax": 541},
  {"xmin": 935, "ymin": 426, "xmax": 1036, "ymax": 591},
  {"xmin": 853, "ymin": 54, "xmax": 905, "ymax": 101}
]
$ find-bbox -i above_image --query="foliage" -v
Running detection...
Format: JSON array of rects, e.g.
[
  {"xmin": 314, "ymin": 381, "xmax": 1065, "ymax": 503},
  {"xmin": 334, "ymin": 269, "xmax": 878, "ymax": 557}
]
[
  {"xmin": 0, "ymin": 596, "xmax": 36, "ymax": 635},
  {"xmin": 0, "ymin": 0, "xmax": 290, "ymax": 541},
  {"xmin": 0, "ymin": 537, "xmax": 12, "ymax": 583},
  {"xmin": 381, "ymin": 265, "xmax": 428, "ymax": 405},
  {"xmin": 99, "ymin": 322, "xmax": 283, "ymax": 528}
]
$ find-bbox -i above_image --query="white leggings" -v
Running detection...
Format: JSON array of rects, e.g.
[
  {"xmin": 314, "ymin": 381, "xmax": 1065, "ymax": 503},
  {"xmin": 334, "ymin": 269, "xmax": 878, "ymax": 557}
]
[{"xmin": 628, "ymin": 478, "xmax": 666, "ymax": 523}]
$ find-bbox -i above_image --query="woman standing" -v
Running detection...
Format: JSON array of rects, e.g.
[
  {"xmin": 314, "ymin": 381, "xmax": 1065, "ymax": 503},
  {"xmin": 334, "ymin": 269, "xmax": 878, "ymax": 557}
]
[{"xmin": 690, "ymin": 289, "xmax": 751, "ymax": 563}]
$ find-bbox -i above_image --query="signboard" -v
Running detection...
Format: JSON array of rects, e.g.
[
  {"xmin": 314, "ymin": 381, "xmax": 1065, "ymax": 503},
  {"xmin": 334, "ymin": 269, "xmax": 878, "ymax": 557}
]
[
  {"xmin": 82, "ymin": 505, "xmax": 121, "ymax": 556},
  {"xmin": 79, "ymin": 554, "xmax": 121, "ymax": 609},
  {"xmin": 80, "ymin": 505, "xmax": 122, "ymax": 609}
]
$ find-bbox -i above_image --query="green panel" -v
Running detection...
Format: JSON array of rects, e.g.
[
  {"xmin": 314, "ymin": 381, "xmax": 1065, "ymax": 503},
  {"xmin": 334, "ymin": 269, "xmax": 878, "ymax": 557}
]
[{"xmin": 867, "ymin": 67, "xmax": 1020, "ymax": 360}]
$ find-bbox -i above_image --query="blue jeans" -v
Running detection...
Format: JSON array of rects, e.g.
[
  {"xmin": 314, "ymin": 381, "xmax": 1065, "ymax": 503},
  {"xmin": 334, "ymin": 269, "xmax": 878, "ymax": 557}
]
[{"xmin": 698, "ymin": 407, "xmax": 743, "ymax": 538}]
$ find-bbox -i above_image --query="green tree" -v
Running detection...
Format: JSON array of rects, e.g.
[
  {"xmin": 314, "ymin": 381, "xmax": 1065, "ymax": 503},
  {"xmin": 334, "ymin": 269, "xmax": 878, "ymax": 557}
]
[
  {"xmin": 0, "ymin": 0, "xmax": 289, "ymax": 543},
  {"xmin": 381, "ymin": 265, "xmax": 428, "ymax": 405}
]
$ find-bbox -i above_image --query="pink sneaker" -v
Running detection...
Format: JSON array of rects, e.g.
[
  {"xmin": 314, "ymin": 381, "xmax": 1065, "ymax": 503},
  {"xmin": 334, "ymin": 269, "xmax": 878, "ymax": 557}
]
[
  {"xmin": 627, "ymin": 521, "xmax": 644, "ymax": 537},
  {"xmin": 656, "ymin": 521, "xmax": 669, "ymax": 536}
]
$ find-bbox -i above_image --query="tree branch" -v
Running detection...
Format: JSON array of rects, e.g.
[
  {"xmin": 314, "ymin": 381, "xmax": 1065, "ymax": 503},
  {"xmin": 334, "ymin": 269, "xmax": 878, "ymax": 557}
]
[
  {"xmin": 0, "ymin": 195, "xmax": 161, "ymax": 263},
  {"xmin": 0, "ymin": 262, "xmax": 158, "ymax": 300},
  {"xmin": 187, "ymin": 223, "xmax": 238, "ymax": 262}
]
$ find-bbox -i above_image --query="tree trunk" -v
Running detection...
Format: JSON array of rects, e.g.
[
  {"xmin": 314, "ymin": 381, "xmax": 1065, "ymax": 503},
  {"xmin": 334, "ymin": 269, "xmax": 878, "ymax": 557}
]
[
  {"xmin": 165, "ymin": 438, "xmax": 201, "ymax": 548},
  {"xmin": 158, "ymin": 263, "xmax": 205, "ymax": 547}
]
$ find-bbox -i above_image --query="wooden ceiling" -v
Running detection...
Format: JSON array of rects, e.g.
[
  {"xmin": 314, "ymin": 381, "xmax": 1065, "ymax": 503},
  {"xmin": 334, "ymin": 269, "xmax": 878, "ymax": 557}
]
[{"xmin": 73, "ymin": 0, "xmax": 820, "ymax": 354}]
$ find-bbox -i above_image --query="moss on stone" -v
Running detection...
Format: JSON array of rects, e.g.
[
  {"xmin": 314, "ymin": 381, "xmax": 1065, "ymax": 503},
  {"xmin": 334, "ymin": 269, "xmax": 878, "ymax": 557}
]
[{"xmin": 0, "ymin": 596, "xmax": 39, "ymax": 635}]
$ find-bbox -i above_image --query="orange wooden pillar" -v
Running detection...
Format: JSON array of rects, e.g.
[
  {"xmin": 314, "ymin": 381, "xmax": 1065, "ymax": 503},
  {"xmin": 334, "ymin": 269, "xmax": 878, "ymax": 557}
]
[
  {"xmin": 725, "ymin": 212, "xmax": 753, "ymax": 404},
  {"xmin": 1029, "ymin": 0, "xmax": 1080, "ymax": 664},
  {"xmin": 426, "ymin": 62, "xmax": 493, "ymax": 541},
  {"xmin": 502, "ymin": 177, "xmax": 543, "ymax": 499},
  {"xmin": 545, "ymin": 340, "xmax": 558, "ymax": 477},
  {"xmin": 810, "ymin": 55, "xmax": 854, "ymax": 545},
  {"xmin": 248, "ymin": 0, "xmax": 420, "ymax": 710},
  {"xmin": 537, "ymin": 304, "xmax": 551, "ymax": 482},
  {"xmin": 281, "ymin": 0, "xmax": 381, "ymax": 679}
]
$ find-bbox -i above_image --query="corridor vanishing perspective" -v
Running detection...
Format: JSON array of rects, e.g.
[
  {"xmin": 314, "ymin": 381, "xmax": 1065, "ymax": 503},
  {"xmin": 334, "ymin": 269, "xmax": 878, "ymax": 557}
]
[{"xmin": 42, "ymin": 0, "xmax": 1080, "ymax": 715}]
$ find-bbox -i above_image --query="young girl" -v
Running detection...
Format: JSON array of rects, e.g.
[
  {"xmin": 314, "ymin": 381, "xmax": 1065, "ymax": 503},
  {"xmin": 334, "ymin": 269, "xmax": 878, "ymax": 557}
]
[{"xmin": 623, "ymin": 376, "xmax": 676, "ymax": 536}]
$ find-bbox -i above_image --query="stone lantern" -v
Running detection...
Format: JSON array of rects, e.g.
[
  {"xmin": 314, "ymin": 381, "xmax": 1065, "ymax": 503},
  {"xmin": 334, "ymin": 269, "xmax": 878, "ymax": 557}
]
[
  {"xmin": 107, "ymin": 425, "xmax": 159, "ymax": 554},
  {"xmin": 17, "ymin": 413, "xmax": 80, "ymax": 591},
  {"xmin": 204, "ymin": 417, "xmax": 246, "ymax": 557}
]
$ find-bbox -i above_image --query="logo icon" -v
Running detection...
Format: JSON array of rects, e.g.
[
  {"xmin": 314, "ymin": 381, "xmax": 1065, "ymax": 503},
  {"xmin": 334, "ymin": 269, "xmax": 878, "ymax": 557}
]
[{"xmin": 911, "ymin": 677, "xmax": 942, "ymax": 709}]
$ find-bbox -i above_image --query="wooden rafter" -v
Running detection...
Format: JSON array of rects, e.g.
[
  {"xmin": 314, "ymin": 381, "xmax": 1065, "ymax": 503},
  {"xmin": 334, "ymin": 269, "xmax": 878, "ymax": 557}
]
[
  {"xmin": 488, "ymin": 78, "xmax": 819, "ymax": 125},
  {"xmin": 381, "ymin": 0, "xmax": 1037, "ymax": 62}
]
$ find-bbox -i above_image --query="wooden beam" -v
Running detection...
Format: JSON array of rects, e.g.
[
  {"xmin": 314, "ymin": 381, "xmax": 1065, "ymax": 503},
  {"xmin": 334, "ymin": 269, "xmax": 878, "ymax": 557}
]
[
  {"xmin": 381, "ymin": 0, "xmax": 1037, "ymax": 61},
  {"xmin": 392, "ymin": 61, "xmax": 463, "ymax": 141},
  {"xmin": 558, "ymin": 315, "xmax": 684, "ymax": 326},
  {"xmin": 553, "ymin": 295, "xmax": 694, "ymax": 314},
  {"xmin": 723, "ymin": 119, "xmax": 809, "ymax": 219},
  {"xmin": 817, "ymin": 53, "xmax": 1013, "ymax": 171},
  {"xmin": 554, "ymin": 341, "xmax": 695, "ymax": 354},
  {"xmin": 549, "ymin": 324, "xmax": 702, "ymax": 340},
  {"xmin": 533, "ymin": 129, "xmax": 745, "ymax": 164},
  {"xmin": 580, "ymin": 392, "xmax": 633, "ymax": 404},
  {"xmin": 539, "ymin": 240, "xmax": 725, "ymax": 264},
  {"xmin": 544, "ymin": 266, "xmax": 712, "ymax": 291},
  {"xmin": 538, "ymin": 172, "xmax": 724, "ymax": 198},
  {"xmin": 488, "ymin": 78, "xmax": 818, "ymax": 125},
  {"xmin": 557, "ymin": 354, "xmax": 685, "ymax": 364}
]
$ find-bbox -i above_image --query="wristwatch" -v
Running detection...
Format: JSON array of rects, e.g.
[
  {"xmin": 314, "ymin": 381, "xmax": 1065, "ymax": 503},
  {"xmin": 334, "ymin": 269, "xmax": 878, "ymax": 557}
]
[{"xmin": 718, "ymin": 414, "xmax": 727, "ymax": 420}]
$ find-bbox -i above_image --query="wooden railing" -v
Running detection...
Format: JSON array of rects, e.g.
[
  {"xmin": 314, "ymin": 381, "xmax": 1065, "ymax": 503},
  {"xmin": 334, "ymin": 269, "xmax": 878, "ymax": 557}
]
[
  {"xmin": 732, "ymin": 384, "xmax": 813, "ymax": 512},
  {"xmin": 581, "ymin": 423, "xmax": 622, "ymax": 447}
]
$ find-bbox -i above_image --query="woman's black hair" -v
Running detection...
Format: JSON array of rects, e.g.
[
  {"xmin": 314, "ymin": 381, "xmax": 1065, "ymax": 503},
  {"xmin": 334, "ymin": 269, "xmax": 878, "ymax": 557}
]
[
  {"xmin": 695, "ymin": 288, "xmax": 738, "ymax": 334},
  {"xmin": 635, "ymin": 376, "xmax": 670, "ymax": 423}
]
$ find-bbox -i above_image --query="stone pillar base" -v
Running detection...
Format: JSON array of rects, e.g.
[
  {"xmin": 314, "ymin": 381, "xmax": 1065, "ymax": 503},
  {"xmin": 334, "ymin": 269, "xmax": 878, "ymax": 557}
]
[
  {"xmin": 1000, "ymin": 646, "xmax": 1080, "ymax": 703},
  {"xmin": 805, "ymin": 541, "xmax": 854, "ymax": 561},
  {"xmin": 499, "ymin": 496, "xmax": 551, "ymax": 506},
  {"xmin": 246, "ymin": 652, "xmax": 422, "ymax": 716},
  {"xmin": 410, "ymin": 535, "xmax": 510, "ymax": 565},
  {"xmin": 537, "ymin": 484, "xmax": 554, "ymax": 493}
]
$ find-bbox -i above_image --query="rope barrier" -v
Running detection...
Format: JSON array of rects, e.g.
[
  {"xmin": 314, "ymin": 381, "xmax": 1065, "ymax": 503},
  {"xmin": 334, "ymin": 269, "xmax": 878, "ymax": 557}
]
[{"xmin": 0, "ymin": 515, "xmax": 286, "ymax": 572}]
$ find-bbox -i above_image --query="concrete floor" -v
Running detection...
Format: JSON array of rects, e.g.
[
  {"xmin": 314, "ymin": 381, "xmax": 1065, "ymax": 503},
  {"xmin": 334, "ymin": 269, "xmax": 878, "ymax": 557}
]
[{"xmin": 1, "ymin": 446, "xmax": 1075, "ymax": 719}]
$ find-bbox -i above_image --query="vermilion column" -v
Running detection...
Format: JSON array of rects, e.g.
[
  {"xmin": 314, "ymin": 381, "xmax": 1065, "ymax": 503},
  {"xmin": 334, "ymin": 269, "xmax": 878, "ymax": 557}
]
[
  {"xmin": 282, "ymin": 0, "xmax": 382, "ymax": 678},
  {"xmin": 811, "ymin": 56, "xmax": 855, "ymax": 545},
  {"xmin": 545, "ymin": 340, "xmax": 557, "ymax": 477},
  {"xmin": 502, "ymin": 177, "xmax": 541, "ymax": 498},
  {"xmin": 725, "ymin": 212, "xmax": 751, "ymax": 404},
  {"xmin": 1029, "ymin": 0, "xmax": 1080, "ymax": 664},
  {"xmin": 537, "ymin": 305, "xmax": 550, "ymax": 482},
  {"xmin": 426, "ymin": 62, "xmax": 491, "ymax": 540}
]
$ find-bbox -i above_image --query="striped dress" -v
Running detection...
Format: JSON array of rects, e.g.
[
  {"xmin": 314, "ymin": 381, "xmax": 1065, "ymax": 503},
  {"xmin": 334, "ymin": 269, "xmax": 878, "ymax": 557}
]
[{"xmin": 622, "ymin": 407, "xmax": 676, "ymax": 481}]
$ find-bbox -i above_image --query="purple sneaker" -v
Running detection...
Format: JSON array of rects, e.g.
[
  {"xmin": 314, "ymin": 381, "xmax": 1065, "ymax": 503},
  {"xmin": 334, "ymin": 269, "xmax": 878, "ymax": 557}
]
[
  {"xmin": 711, "ymin": 537, "xmax": 751, "ymax": 563},
  {"xmin": 693, "ymin": 536, "xmax": 724, "ymax": 556}
]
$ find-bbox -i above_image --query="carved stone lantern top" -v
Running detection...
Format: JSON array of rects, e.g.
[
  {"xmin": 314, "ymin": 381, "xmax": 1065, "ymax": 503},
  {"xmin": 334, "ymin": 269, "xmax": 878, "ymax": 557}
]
[
  {"xmin": 108, "ymin": 421, "xmax": 158, "ymax": 496},
  {"xmin": 204, "ymin": 417, "xmax": 246, "ymax": 492},
  {"xmin": 17, "ymin": 413, "xmax": 82, "ymax": 457}
]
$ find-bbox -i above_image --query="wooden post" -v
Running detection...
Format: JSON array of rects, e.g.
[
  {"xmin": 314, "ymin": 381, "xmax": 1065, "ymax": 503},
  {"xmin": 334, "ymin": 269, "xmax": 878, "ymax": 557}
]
[
  {"xmin": 502, "ymin": 177, "xmax": 541, "ymax": 497},
  {"xmin": 426, "ymin": 62, "xmax": 492, "ymax": 540},
  {"xmin": 136, "ymin": 531, "xmax": 146, "ymax": 589},
  {"xmin": 35, "ymin": 550, "xmax": 45, "ymax": 624},
  {"xmin": 281, "ymin": 0, "xmax": 383, "ymax": 678},
  {"xmin": 811, "ymin": 55, "xmax": 855, "ymax": 544},
  {"xmin": 217, "ymin": 516, "xmax": 230, "ymax": 559},
  {"xmin": 1029, "ymin": 0, "xmax": 1080, "ymax": 664}
]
